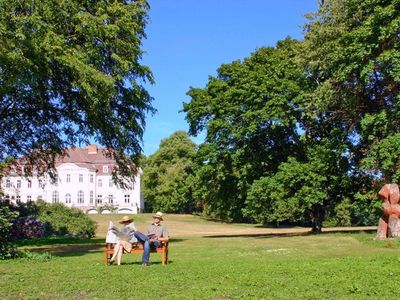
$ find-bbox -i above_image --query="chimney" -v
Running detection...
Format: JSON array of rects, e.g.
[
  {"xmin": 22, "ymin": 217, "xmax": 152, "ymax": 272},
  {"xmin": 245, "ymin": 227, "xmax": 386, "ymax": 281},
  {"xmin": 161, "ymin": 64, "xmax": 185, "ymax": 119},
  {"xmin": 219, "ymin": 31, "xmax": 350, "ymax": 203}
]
[{"xmin": 87, "ymin": 145, "xmax": 98, "ymax": 154}]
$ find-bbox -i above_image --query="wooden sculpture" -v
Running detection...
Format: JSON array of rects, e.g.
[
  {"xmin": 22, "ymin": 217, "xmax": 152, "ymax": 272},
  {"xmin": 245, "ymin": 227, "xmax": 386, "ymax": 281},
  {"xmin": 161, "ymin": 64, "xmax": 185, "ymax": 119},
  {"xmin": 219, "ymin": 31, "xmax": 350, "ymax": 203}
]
[{"xmin": 376, "ymin": 183, "xmax": 400, "ymax": 238}]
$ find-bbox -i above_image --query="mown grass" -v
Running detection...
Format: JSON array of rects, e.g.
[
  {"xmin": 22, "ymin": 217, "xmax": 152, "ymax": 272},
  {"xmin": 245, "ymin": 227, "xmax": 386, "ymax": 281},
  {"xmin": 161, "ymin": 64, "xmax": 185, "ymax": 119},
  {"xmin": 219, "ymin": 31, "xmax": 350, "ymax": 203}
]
[{"xmin": 1, "ymin": 215, "xmax": 399, "ymax": 299}]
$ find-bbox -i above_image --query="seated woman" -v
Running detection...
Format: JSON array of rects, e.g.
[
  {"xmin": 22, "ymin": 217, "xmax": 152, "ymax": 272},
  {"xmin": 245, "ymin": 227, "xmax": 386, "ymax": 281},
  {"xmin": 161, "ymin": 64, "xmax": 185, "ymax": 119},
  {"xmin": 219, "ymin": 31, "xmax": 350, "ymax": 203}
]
[{"xmin": 108, "ymin": 215, "xmax": 137, "ymax": 265}]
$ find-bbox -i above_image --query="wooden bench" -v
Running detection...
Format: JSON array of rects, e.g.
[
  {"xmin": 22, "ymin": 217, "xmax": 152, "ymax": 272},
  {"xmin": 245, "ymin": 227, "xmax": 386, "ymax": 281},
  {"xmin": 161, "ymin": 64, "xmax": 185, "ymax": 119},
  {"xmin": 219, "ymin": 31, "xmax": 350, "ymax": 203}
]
[{"xmin": 104, "ymin": 241, "xmax": 169, "ymax": 266}]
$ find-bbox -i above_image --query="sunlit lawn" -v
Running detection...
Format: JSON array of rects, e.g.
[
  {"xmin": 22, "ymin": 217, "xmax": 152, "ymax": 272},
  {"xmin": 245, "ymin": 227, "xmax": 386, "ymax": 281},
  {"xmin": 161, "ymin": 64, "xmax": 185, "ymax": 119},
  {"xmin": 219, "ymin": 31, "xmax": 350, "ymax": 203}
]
[{"xmin": 0, "ymin": 214, "xmax": 398, "ymax": 299}]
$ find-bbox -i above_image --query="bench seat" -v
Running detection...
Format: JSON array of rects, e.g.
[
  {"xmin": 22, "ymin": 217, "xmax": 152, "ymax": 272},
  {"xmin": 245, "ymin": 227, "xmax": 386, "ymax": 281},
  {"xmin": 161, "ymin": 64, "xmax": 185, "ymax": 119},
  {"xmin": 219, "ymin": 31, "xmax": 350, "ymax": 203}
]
[{"xmin": 104, "ymin": 241, "xmax": 169, "ymax": 266}]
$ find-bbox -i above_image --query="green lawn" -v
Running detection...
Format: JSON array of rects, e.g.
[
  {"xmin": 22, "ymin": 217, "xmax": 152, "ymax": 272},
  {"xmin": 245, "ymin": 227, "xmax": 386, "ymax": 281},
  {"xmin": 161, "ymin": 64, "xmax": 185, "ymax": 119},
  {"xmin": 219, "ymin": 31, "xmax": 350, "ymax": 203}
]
[{"xmin": 0, "ymin": 214, "xmax": 398, "ymax": 299}]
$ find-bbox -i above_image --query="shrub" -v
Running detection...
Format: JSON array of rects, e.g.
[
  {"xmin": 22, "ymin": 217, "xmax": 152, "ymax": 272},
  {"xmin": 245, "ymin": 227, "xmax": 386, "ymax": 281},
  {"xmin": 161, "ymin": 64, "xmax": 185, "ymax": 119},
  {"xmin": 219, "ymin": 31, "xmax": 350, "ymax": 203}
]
[
  {"xmin": 12, "ymin": 216, "xmax": 45, "ymax": 239},
  {"xmin": 37, "ymin": 202, "xmax": 97, "ymax": 238},
  {"xmin": 0, "ymin": 204, "xmax": 19, "ymax": 259}
]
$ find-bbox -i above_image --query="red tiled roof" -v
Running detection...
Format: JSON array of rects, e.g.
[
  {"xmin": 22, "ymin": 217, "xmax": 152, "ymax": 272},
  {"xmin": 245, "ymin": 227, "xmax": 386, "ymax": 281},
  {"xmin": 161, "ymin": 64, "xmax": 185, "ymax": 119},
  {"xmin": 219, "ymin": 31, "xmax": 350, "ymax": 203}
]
[{"xmin": 55, "ymin": 146, "xmax": 115, "ymax": 174}]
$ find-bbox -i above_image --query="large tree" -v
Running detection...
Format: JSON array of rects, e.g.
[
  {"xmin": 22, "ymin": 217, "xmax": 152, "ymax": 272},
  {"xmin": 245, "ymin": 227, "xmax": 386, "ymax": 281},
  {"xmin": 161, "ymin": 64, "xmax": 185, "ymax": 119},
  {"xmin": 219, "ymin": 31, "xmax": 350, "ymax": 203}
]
[
  {"xmin": 142, "ymin": 131, "xmax": 197, "ymax": 213},
  {"xmin": 302, "ymin": 0, "xmax": 400, "ymax": 184},
  {"xmin": 183, "ymin": 38, "xmax": 309, "ymax": 221},
  {"xmin": 0, "ymin": 0, "xmax": 154, "ymax": 178}
]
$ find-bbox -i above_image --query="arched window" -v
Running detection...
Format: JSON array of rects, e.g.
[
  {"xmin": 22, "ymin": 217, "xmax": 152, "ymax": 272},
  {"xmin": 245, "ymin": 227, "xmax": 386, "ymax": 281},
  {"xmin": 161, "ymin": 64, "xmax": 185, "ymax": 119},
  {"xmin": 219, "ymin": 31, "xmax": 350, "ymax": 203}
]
[
  {"xmin": 77, "ymin": 191, "xmax": 84, "ymax": 204},
  {"xmin": 65, "ymin": 193, "xmax": 71, "ymax": 204},
  {"xmin": 52, "ymin": 191, "xmax": 59, "ymax": 203}
]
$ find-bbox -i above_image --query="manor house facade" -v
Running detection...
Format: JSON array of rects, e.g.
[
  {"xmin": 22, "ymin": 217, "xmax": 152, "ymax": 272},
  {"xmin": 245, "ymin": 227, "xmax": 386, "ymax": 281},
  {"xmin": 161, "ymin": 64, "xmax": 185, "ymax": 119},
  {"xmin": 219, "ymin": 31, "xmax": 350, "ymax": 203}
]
[{"xmin": 1, "ymin": 145, "xmax": 143, "ymax": 214}]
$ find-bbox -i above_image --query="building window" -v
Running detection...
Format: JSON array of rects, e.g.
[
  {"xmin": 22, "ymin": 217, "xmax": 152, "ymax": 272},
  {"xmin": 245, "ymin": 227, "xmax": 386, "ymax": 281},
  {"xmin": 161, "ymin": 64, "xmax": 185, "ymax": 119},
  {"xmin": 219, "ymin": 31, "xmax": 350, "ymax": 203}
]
[
  {"xmin": 27, "ymin": 195, "xmax": 32, "ymax": 202},
  {"xmin": 5, "ymin": 179, "xmax": 10, "ymax": 188},
  {"xmin": 109, "ymin": 179, "xmax": 113, "ymax": 187},
  {"xmin": 65, "ymin": 193, "xmax": 71, "ymax": 204},
  {"xmin": 66, "ymin": 174, "xmax": 71, "ymax": 183},
  {"xmin": 103, "ymin": 165, "xmax": 109, "ymax": 173},
  {"xmin": 90, "ymin": 174, "xmax": 94, "ymax": 183},
  {"xmin": 124, "ymin": 194, "xmax": 130, "ymax": 204},
  {"xmin": 52, "ymin": 191, "xmax": 59, "ymax": 203},
  {"xmin": 77, "ymin": 191, "xmax": 84, "ymax": 204},
  {"xmin": 38, "ymin": 179, "xmax": 44, "ymax": 189},
  {"xmin": 37, "ymin": 195, "xmax": 42, "ymax": 201},
  {"xmin": 16, "ymin": 196, "xmax": 21, "ymax": 203},
  {"xmin": 28, "ymin": 180, "xmax": 32, "ymax": 188},
  {"xmin": 108, "ymin": 194, "xmax": 113, "ymax": 204},
  {"xmin": 17, "ymin": 180, "xmax": 21, "ymax": 188},
  {"xmin": 90, "ymin": 191, "xmax": 94, "ymax": 204},
  {"xmin": 98, "ymin": 179, "xmax": 102, "ymax": 187},
  {"xmin": 79, "ymin": 174, "xmax": 83, "ymax": 183},
  {"xmin": 97, "ymin": 195, "xmax": 103, "ymax": 204}
]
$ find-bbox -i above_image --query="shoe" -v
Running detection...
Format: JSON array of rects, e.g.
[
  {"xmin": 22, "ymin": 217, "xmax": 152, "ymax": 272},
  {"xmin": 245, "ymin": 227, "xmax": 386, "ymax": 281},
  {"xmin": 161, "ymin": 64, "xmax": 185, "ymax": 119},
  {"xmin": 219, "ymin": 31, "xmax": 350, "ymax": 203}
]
[
  {"xmin": 109, "ymin": 259, "xmax": 115, "ymax": 265},
  {"xmin": 141, "ymin": 262, "xmax": 149, "ymax": 267}
]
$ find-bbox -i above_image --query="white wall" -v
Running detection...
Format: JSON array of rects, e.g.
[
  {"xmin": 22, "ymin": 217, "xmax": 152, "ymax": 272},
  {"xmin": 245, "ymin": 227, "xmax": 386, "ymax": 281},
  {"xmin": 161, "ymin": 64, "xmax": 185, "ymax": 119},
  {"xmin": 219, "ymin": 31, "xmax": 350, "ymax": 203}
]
[{"xmin": 1, "ymin": 163, "xmax": 142, "ymax": 214}]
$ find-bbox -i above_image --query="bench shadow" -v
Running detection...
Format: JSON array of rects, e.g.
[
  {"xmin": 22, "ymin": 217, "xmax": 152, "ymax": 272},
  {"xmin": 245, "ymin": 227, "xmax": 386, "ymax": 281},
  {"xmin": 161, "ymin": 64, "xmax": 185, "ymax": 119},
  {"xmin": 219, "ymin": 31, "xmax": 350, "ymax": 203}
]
[
  {"xmin": 22, "ymin": 243, "xmax": 104, "ymax": 257},
  {"xmin": 120, "ymin": 260, "xmax": 174, "ymax": 266}
]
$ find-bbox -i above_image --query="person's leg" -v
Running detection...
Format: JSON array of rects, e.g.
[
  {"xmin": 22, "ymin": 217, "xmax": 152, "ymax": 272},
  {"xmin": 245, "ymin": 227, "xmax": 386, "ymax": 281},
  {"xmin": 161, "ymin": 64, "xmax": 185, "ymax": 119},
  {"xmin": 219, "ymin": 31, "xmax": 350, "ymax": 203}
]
[
  {"xmin": 134, "ymin": 231, "xmax": 149, "ymax": 243},
  {"xmin": 110, "ymin": 242, "xmax": 121, "ymax": 263},
  {"xmin": 142, "ymin": 240, "xmax": 161, "ymax": 266},
  {"xmin": 142, "ymin": 240, "xmax": 151, "ymax": 265},
  {"xmin": 116, "ymin": 247, "xmax": 123, "ymax": 265}
]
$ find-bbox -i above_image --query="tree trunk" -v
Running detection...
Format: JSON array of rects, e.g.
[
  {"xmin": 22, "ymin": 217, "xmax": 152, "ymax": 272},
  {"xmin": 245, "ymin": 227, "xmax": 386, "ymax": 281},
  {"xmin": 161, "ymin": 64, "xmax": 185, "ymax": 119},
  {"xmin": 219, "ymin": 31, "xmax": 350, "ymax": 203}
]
[{"xmin": 312, "ymin": 205, "xmax": 325, "ymax": 233}]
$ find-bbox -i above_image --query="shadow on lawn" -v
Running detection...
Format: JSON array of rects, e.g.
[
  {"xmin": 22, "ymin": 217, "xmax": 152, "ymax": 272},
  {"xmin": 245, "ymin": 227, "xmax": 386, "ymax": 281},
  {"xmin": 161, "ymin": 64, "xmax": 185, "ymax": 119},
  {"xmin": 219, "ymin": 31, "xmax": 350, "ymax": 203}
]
[
  {"xmin": 19, "ymin": 237, "xmax": 185, "ymax": 257},
  {"xmin": 204, "ymin": 227, "xmax": 377, "ymax": 239}
]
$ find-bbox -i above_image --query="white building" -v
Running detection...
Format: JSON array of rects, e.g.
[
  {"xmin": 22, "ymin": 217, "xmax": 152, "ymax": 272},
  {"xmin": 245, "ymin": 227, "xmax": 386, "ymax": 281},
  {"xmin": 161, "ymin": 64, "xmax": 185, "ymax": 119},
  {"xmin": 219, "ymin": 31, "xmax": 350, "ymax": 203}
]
[{"xmin": 1, "ymin": 145, "xmax": 143, "ymax": 214}]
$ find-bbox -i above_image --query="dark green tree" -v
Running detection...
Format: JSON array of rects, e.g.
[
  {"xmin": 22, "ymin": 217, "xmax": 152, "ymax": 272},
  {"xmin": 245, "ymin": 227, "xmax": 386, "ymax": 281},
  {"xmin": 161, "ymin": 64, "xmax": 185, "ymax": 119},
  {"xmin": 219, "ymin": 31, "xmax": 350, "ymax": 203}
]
[
  {"xmin": 244, "ymin": 136, "xmax": 352, "ymax": 232},
  {"xmin": 0, "ymin": 0, "xmax": 154, "ymax": 179},
  {"xmin": 183, "ymin": 38, "xmax": 309, "ymax": 221},
  {"xmin": 302, "ymin": 0, "xmax": 400, "ymax": 184},
  {"xmin": 142, "ymin": 131, "xmax": 197, "ymax": 213},
  {"xmin": 301, "ymin": 0, "xmax": 400, "ymax": 225}
]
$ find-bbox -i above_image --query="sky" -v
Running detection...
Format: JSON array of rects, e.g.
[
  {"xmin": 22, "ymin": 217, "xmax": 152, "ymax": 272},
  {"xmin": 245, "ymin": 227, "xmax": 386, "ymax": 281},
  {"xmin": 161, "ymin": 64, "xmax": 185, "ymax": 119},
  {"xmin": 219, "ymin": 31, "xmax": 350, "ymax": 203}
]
[{"xmin": 141, "ymin": 0, "xmax": 318, "ymax": 156}]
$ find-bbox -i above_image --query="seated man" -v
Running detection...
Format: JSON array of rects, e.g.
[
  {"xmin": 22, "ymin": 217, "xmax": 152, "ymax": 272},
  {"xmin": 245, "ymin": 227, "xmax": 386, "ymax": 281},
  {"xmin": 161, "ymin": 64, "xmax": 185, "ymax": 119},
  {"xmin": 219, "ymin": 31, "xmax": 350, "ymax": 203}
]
[{"xmin": 134, "ymin": 211, "xmax": 169, "ymax": 266}]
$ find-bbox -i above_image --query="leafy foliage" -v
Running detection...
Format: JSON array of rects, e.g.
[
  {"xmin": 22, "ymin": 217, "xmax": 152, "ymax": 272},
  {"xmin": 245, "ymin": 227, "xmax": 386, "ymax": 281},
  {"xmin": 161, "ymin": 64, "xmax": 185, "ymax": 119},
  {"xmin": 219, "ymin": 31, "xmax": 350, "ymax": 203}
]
[
  {"xmin": 0, "ymin": 0, "xmax": 154, "ymax": 179},
  {"xmin": 182, "ymin": 0, "xmax": 399, "ymax": 230},
  {"xmin": 36, "ymin": 202, "xmax": 97, "ymax": 237},
  {"xmin": 183, "ymin": 38, "xmax": 308, "ymax": 221},
  {"xmin": 0, "ymin": 203, "xmax": 18, "ymax": 259},
  {"xmin": 302, "ymin": 0, "xmax": 400, "ymax": 184},
  {"xmin": 142, "ymin": 131, "xmax": 197, "ymax": 213}
]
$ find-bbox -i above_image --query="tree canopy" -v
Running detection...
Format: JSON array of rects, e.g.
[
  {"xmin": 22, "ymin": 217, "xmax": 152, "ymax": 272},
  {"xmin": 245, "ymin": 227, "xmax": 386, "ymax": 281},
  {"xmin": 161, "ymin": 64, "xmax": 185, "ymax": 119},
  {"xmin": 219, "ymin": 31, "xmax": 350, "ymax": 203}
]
[
  {"xmin": 0, "ymin": 0, "xmax": 154, "ymax": 177},
  {"xmin": 183, "ymin": 38, "xmax": 308, "ymax": 221},
  {"xmin": 142, "ymin": 131, "xmax": 197, "ymax": 213},
  {"xmin": 182, "ymin": 0, "xmax": 400, "ymax": 230}
]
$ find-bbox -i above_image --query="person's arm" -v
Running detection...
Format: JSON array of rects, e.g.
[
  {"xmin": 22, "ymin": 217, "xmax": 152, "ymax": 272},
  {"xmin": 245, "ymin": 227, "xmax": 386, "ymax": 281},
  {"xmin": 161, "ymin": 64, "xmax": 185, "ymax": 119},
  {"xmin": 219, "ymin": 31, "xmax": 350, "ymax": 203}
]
[{"xmin": 158, "ymin": 226, "xmax": 169, "ymax": 242}]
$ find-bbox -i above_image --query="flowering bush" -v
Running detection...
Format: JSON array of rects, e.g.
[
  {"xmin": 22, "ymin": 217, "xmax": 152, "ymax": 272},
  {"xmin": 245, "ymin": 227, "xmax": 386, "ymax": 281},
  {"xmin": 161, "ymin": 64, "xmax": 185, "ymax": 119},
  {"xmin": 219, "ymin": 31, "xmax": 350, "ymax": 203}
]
[{"xmin": 12, "ymin": 216, "xmax": 45, "ymax": 239}]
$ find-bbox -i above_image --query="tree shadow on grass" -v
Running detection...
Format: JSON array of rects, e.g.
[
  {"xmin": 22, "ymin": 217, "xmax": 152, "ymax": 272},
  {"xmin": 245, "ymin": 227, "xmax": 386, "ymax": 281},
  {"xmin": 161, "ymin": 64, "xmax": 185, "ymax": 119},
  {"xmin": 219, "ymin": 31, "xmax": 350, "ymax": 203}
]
[
  {"xmin": 204, "ymin": 231, "xmax": 313, "ymax": 239},
  {"xmin": 21, "ymin": 243, "xmax": 104, "ymax": 257},
  {"xmin": 19, "ymin": 237, "xmax": 183, "ymax": 258},
  {"xmin": 203, "ymin": 227, "xmax": 377, "ymax": 239}
]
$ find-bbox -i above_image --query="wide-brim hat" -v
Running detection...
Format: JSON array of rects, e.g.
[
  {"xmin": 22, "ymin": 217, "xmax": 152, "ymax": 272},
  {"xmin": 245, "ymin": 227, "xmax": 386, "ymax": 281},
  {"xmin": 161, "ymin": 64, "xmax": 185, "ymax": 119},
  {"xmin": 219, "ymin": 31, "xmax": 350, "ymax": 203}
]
[
  {"xmin": 119, "ymin": 215, "xmax": 134, "ymax": 224},
  {"xmin": 153, "ymin": 211, "xmax": 163, "ymax": 220}
]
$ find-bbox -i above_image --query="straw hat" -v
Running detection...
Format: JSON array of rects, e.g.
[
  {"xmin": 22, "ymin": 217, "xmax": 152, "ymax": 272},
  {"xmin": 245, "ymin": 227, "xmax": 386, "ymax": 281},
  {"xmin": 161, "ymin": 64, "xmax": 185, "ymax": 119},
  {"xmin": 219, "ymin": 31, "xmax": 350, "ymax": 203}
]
[
  {"xmin": 119, "ymin": 215, "xmax": 134, "ymax": 224},
  {"xmin": 153, "ymin": 211, "xmax": 163, "ymax": 220}
]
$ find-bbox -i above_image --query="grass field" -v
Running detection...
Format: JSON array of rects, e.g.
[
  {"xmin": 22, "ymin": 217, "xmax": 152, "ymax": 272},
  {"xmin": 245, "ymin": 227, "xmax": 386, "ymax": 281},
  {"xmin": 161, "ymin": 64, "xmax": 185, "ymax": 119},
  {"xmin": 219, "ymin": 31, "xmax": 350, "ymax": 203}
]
[{"xmin": 0, "ymin": 214, "xmax": 399, "ymax": 299}]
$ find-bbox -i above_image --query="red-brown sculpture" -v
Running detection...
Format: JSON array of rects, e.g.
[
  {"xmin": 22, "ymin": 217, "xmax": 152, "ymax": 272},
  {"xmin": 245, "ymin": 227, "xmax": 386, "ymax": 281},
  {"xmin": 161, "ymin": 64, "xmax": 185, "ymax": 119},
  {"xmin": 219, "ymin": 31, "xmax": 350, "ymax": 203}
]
[{"xmin": 376, "ymin": 183, "xmax": 400, "ymax": 238}]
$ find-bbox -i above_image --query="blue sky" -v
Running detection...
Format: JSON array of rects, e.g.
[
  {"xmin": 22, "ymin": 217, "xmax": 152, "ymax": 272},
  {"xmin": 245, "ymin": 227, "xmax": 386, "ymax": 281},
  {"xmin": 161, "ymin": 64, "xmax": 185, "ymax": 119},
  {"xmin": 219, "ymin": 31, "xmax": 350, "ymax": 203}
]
[{"xmin": 141, "ymin": 0, "xmax": 318, "ymax": 156}]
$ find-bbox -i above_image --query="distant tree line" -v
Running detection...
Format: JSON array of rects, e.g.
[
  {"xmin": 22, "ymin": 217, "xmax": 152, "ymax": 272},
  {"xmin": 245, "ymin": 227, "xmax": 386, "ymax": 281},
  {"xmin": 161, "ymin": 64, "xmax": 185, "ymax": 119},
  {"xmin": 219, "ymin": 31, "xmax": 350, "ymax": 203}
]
[{"xmin": 144, "ymin": 0, "xmax": 399, "ymax": 232}]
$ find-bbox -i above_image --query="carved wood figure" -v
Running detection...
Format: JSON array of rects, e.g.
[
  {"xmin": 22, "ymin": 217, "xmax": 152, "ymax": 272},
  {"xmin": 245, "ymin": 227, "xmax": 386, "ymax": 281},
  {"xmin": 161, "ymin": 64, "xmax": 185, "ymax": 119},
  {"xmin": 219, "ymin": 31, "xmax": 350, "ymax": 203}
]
[{"xmin": 376, "ymin": 183, "xmax": 400, "ymax": 238}]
